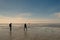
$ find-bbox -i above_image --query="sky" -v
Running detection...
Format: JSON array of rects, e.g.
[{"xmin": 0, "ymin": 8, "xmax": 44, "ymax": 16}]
[{"xmin": 0, "ymin": 0, "xmax": 60, "ymax": 23}]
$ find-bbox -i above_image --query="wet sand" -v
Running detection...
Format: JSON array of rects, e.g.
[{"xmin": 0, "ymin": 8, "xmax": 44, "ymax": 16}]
[{"xmin": 0, "ymin": 26, "xmax": 60, "ymax": 40}]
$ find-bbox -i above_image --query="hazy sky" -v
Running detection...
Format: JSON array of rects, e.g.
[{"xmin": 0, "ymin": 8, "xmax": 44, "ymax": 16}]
[{"xmin": 0, "ymin": 0, "xmax": 60, "ymax": 23}]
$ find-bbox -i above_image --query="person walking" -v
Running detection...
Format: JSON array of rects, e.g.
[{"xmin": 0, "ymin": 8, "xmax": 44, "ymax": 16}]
[
  {"xmin": 24, "ymin": 23, "xmax": 27, "ymax": 31},
  {"xmin": 9, "ymin": 23, "xmax": 12, "ymax": 31}
]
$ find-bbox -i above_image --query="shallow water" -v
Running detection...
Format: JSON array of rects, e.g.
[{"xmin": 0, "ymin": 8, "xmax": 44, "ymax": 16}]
[{"xmin": 0, "ymin": 25, "xmax": 60, "ymax": 40}]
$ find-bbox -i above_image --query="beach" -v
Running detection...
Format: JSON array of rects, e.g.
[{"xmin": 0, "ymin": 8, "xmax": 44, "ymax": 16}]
[{"xmin": 0, "ymin": 24, "xmax": 60, "ymax": 40}]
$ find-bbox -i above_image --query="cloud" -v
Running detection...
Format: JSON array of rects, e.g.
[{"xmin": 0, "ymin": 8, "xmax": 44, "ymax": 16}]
[
  {"xmin": 0, "ymin": 17, "xmax": 60, "ymax": 23},
  {"xmin": 0, "ymin": 12, "xmax": 60, "ymax": 23},
  {"xmin": 0, "ymin": 13, "xmax": 30, "ymax": 23},
  {"xmin": 15, "ymin": 13, "xmax": 32, "ymax": 18},
  {"xmin": 0, "ymin": 15, "xmax": 60, "ymax": 23},
  {"xmin": 52, "ymin": 12, "xmax": 60, "ymax": 18},
  {"xmin": 0, "ymin": 12, "xmax": 33, "ymax": 23},
  {"xmin": 28, "ymin": 18, "xmax": 60, "ymax": 23}
]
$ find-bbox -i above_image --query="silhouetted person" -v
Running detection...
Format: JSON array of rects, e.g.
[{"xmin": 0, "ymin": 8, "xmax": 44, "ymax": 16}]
[
  {"xmin": 9, "ymin": 23, "xmax": 12, "ymax": 31},
  {"xmin": 24, "ymin": 23, "xmax": 27, "ymax": 31}
]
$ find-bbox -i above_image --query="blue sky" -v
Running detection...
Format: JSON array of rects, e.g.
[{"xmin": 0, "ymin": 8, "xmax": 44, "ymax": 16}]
[{"xmin": 0, "ymin": 0, "xmax": 60, "ymax": 23}]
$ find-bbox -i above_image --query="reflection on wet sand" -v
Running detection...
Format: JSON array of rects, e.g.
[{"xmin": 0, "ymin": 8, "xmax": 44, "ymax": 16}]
[
  {"xmin": 0, "ymin": 26, "xmax": 60, "ymax": 40},
  {"xmin": 9, "ymin": 31, "xmax": 12, "ymax": 40},
  {"xmin": 23, "ymin": 31, "xmax": 28, "ymax": 40}
]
